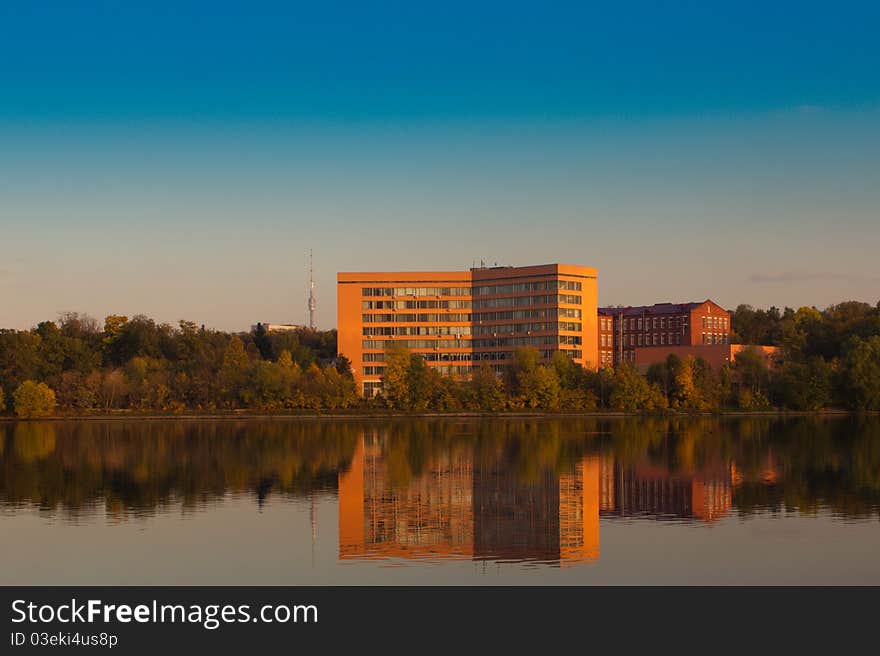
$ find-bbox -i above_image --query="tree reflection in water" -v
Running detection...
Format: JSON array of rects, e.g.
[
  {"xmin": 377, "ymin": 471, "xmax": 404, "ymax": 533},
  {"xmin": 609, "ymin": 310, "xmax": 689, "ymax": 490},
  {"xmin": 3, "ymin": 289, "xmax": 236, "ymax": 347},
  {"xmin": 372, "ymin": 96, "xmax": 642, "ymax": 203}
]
[{"xmin": 1, "ymin": 417, "xmax": 878, "ymax": 531}]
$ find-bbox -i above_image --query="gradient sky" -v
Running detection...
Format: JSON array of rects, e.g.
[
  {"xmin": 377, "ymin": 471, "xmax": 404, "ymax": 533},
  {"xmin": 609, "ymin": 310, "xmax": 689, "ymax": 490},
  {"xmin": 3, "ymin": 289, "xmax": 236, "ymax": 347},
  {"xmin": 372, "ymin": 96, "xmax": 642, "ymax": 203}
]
[{"xmin": 1, "ymin": 1, "xmax": 879, "ymax": 331}]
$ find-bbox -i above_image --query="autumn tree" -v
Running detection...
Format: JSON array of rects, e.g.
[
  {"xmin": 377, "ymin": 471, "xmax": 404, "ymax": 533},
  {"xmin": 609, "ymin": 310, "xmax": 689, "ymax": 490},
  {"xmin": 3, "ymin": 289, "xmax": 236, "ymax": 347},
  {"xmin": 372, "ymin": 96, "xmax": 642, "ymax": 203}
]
[
  {"xmin": 13, "ymin": 380, "xmax": 57, "ymax": 418},
  {"xmin": 609, "ymin": 364, "xmax": 667, "ymax": 412},
  {"xmin": 471, "ymin": 362, "xmax": 506, "ymax": 412},
  {"xmin": 381, "ymin": 346, "xmax": 413, "ymax": 410}
]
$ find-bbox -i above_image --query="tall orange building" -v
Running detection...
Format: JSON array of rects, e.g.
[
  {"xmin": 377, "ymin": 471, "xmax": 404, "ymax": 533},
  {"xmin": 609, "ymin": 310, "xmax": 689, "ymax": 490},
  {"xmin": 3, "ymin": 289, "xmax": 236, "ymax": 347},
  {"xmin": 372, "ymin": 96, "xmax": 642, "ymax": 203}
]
[{"xmin": 338, "ymin": 263, "xmax": 598, "ymax": 396}]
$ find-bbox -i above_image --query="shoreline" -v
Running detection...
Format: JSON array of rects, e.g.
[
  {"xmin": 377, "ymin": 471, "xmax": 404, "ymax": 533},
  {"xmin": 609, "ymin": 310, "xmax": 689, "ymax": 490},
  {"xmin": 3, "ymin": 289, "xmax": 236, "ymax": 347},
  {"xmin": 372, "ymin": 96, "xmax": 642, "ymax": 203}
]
[{"xmin": 0, "ymin": 409, "xmax": 870, "ymax": 422}]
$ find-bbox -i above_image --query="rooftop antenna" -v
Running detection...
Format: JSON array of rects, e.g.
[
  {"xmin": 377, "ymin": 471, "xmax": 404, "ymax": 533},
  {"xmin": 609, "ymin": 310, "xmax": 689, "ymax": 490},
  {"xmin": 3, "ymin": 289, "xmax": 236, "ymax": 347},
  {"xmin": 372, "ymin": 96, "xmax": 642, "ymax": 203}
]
[{"xmin": 308, "ymin": 249, "xmax": 316, "ymax": 330}]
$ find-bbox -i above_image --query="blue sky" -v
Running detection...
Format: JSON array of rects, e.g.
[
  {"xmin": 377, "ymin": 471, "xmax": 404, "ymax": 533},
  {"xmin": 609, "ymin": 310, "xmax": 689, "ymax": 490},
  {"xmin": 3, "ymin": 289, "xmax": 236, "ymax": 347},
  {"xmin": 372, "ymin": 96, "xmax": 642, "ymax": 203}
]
[{"xmin": 1, "ymin": 1, "xmax": 878, "ymax": 330}]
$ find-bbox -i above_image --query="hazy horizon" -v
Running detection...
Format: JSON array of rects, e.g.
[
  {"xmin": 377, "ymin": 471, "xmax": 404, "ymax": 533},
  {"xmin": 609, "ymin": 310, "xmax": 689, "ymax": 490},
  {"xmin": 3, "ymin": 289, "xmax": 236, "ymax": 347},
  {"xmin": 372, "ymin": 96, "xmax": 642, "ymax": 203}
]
[{"xmin": 2, "ymin": 2, "xmax": 879, "ymax": 331}]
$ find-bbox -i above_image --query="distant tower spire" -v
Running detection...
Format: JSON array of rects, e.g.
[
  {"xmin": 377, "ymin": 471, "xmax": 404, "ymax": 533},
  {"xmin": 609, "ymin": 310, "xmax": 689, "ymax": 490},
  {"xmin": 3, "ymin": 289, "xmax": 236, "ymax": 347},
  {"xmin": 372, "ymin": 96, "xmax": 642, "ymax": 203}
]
[{"xmin": 308, "ymin": 249, "xmax": 316, "ymax": 330}]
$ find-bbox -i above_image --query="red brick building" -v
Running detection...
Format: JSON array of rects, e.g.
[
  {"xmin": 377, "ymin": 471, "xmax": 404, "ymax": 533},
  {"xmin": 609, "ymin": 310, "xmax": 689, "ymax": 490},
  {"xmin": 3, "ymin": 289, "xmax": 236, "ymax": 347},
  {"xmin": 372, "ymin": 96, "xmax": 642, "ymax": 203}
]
[{"xmin": 598, "ymin": 300, "xmax": 731, "ymax": 367}]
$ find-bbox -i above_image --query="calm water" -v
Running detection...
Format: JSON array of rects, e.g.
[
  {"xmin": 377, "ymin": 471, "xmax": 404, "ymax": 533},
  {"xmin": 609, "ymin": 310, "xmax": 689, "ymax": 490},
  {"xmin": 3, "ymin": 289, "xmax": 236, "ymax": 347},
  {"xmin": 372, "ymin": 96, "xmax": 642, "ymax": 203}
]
[{"xmin": 1, "ymin": 416, "xmax": 879, "ymax": 585}]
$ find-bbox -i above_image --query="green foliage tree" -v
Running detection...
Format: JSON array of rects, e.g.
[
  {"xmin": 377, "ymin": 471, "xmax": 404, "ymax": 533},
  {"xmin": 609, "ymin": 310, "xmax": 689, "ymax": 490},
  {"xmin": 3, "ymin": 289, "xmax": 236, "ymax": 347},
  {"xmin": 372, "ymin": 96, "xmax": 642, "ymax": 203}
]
[
  {"xmin": 734, "ymin": 347, "xmax": 770, "ymax": 408},
  {"xmin": 13, "ymin": 380, "xmax": 57, "ymax": 418},
  {"xmin": 609, "ymin": 364, "xmax": 667, "ymax": 412},
  {"xmin": 772, "ymin": 357, "xmax": 832, "ymax": 410},
  {"xmin": 840, "ymin": 336, "xmax": 880, "ymax": 410}
]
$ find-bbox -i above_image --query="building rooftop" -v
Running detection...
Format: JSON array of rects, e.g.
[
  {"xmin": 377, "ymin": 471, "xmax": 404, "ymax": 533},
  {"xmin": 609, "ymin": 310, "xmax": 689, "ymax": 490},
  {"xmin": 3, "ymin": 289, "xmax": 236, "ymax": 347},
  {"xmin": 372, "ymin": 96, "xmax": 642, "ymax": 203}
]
[{"xmin": 598, "ymin": 300, "xmax": 720, "ymax": 317}]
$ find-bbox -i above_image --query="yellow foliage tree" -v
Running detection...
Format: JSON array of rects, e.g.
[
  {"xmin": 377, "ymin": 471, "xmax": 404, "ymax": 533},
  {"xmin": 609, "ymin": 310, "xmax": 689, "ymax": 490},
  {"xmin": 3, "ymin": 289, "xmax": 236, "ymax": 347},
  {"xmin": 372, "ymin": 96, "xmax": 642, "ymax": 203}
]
[{"xmin": 13, "ymin": 380, "xmax": 57, "ymax": 418}]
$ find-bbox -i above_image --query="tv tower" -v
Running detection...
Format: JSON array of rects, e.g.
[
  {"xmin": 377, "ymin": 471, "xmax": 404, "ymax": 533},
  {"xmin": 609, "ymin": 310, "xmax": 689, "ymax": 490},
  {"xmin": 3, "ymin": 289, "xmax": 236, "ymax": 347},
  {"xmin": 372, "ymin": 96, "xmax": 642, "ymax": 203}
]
[{"xmin": 308, "ymin": 249, "xmax": 316, "ymax": 330}]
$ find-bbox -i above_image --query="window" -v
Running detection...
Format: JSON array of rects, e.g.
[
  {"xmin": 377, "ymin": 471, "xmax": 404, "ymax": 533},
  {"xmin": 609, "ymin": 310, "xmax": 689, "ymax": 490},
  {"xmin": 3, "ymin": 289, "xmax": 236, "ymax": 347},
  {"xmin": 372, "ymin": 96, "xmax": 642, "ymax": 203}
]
[{"xmin": 638, "ymin": 318, "xmax": 643, "ymax": 329}]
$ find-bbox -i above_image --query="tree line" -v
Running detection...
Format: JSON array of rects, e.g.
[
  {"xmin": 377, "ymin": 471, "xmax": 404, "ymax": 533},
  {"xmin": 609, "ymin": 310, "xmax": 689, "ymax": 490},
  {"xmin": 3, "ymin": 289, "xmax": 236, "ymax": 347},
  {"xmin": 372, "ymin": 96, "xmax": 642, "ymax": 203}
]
[
  {"xmin": 1, "ymin": 300, "xmax": 879, "ymax": 416},
  {"xmin": 0, "ymin": 313, "xmax": 356, "ymax": 416}
]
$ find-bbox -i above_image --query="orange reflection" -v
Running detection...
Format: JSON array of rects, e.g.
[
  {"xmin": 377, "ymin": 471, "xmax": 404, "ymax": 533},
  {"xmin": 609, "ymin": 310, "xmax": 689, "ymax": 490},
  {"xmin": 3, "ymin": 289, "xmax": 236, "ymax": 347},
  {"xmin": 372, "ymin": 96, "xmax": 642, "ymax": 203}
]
[{"xmin": 339, "ymin": 433, "xmax": 600, "ymax": 564}]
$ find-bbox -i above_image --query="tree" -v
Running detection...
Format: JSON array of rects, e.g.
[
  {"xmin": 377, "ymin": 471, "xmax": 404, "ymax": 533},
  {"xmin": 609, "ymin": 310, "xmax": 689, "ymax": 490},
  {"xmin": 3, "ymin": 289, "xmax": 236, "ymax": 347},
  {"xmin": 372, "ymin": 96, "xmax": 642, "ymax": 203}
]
[
  {"xmin": 734, "ymin": 347, "xmax": 770, "ymax": 398},
  {"xmin": 647, "ymin": 355, "xmax": 678, "ymax": 405},
  {"xmin": 772, "ymin": 357, "xmax": 832, "ymax": 410},
  {"xmin": 519, "ymin": 363, "xmax": 561, "ymax": 409},
  {"xmin": 13, "ymin": 380, "xmax": 57, "ymax": 418},
  {"xmin": 335, "ymin": 354, "xmax": 353, "ymax": 377},
  {"xmin": 382, "ymin": 346, "xmax": 413, "ymax": 410},
  {"xmin": 550, "ymin": 351, "xmax": 581, "ymax": 389},
  {"xmin": 404, "ymin": 353, "xmax": 437, "ymax": 411},
  {"xmin": 610, "ymin": 364, "xmax": 667, "ymax": 412},
  {"xmin": 840, "ymin": 336, "xmax": 880, "ymax": 410},
  {"xmin": 504, "ymin": 346, "xmax": 540, "ymax": 397},
  {"xmin": 471, "ymin": 362, "xmax": 506, "ymax": 411},
  {"xmin": 219, "ymin": 337, "xmax": 250, "ymax": 406}
]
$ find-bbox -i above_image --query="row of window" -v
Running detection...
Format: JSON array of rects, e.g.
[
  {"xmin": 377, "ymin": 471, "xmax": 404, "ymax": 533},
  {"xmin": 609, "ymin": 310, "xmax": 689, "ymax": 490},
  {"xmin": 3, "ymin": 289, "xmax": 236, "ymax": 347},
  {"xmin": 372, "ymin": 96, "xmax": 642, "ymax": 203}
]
[
  {"xmin": 362, "ymin": 364, "xmax": 474, "ymax": 376},
  {"xmin": 473, "ymin": 294, "xmax": 582, "ymax": 309},
  {"xmin": 600, "ymin": 350, "xmax": 636, "ymax": 364},
  {"xmin": 363, "ymin": 349, "xmax": 583, "ymax": 376},
  {"xmin": 472, "ymin": 349, "xmax": 582, "ymax": 361},
  {"xmin": 473, "ymin": 280, "xmax": 582, "ymax": 296},
  {"xmin": 364, "ymin": 326, "xmax": 472, "ymax": 336},
  {"xmin": 622, "ymin": 316, "xmax": 688, "ymax": 331},
  {"xmin": 362, "ymin": 300, "xmax": 472, "ymax": 310},
  {"xmin": 605, "ymin": 333, "xmax": 684, "ymax": 347},
  {"xmin": 701, "ymin": 316, "xmax": 728, "ymax": 329},
  {"xmin": 602, "ymin": 315, "xmax": 730, "ymax": 332},
  {"xmin": 364, "ymin": 351, "xmax": 475, "ymax": 362},
  {"xmin": 473, "ymin": 321, "xmax": 582, "ymax": 335},
  {"xmin": 472, "ymin": 335, "xmax": 582, "ymax": 348},
  {"xmin": 362, "ymin": 287, "xmax": 471, "ymax": 297},
  {"xmin": 362, "ymin": 339, "xmax": 472, "ymax": 350},
  {"xmin": 475, "ymin": 307, "xmax": 582, "ymax": 321},
  {"xmin": 601, "ymin": 331, "xmax": 731, "ymax": 348},
  {"xmin": 361, "ymin": 313, "xmax": 472, "ymax": 323}
]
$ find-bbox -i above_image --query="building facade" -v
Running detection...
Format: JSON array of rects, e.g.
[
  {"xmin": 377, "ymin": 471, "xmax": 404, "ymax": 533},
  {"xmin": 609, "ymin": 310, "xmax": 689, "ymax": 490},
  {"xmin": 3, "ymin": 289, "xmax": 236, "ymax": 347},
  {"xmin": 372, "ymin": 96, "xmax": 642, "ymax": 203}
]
[
  {"xmin": 338, "ymin": 264, "xmax": 598, "ymax": 396},
  {"xmin": 597, "ymin": 300, "xmax": 730, "ymax": 367}
]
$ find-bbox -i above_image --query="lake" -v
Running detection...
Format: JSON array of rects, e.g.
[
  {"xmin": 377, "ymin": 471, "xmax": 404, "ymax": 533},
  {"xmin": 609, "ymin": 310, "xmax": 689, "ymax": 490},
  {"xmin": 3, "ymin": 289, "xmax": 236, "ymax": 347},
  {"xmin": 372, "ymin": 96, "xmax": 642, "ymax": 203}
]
[{"xmin": 1, "ymin": 416, "xmax": 879, "ymax": 585}]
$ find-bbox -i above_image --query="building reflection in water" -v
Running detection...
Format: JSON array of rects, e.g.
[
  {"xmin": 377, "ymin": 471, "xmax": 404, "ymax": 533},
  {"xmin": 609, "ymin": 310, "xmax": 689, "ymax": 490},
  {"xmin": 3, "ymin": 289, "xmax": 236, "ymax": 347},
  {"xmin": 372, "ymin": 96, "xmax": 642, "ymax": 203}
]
[
  {"xmin": 339, "ymin": 433, "xmax": 600, "ymax": 564},
  {"xmin": 339, "ymin": 432, "xmax": 735, "ymax": 565},
  {"xmin": 600, "ymin": 458, "xmax": 732, "ymax": 523}
]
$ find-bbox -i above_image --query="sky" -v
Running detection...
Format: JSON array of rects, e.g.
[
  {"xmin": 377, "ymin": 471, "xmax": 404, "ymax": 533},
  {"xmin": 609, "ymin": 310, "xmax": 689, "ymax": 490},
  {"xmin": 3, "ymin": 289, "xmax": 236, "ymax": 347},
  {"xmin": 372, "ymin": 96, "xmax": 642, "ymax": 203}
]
[{"xmin": 1, "ymin": 1, "xmax": 879, "ymax": 331}]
